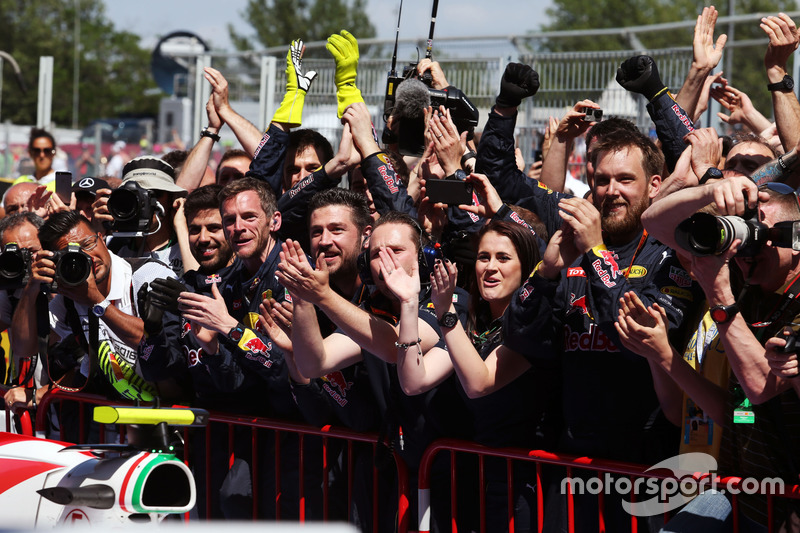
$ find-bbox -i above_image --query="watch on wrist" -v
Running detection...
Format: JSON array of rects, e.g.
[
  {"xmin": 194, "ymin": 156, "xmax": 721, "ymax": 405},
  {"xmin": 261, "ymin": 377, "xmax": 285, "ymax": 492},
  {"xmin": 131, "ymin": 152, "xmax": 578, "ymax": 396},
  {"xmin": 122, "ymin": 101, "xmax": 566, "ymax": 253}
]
[
  {"xmin": 438, "ymin": 311, "xmax": 459, "ymax": 329},
  {"xmin": 710, "ymin": 304, "xmax": 739, "ymax": 324},
  {"xmin": 228, "ymin": 323, "xmax": 246, "ymax": 342},
  {"xmin": 698, "ymin": 167, "xmax": 723, "ymax": 185},
  {"xmin": 447, "ymin": 169, "xmax": 467, "ymax": 181},
  {"xmin": 200, "ymin": 127, "xmax": 221, "ymax": 142},
  {"xmin": 767, "ymin": 74, "xmax": 795, "ymax": 92},
  {"xmin": 91, "ymin": 300, "xmax": 110, "ymax": 318}
]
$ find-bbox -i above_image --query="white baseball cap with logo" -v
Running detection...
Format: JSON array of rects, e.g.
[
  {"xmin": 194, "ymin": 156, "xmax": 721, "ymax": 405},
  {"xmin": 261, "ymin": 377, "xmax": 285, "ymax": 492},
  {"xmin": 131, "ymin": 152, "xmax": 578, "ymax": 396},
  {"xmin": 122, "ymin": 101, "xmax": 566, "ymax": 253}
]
[{"xmin": 121, "ymin": 156, "xmax": 186, "ymax": 195}]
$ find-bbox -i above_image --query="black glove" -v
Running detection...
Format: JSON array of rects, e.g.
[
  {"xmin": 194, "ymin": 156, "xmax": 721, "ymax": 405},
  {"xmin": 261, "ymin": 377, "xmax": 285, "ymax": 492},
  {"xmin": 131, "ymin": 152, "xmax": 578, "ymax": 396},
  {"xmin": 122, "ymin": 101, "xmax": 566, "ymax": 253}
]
[
  {"xmin": 137, "ymin": 278, "xmax": 187, "ymax": 337},
  {"xmin": 496, "ymin": 63, "xmax": 540, "ymax": 108},
  {"xmin": 444, "ymin": 233, "xmax": 477, "ymax": 270},
  {"xmin": 149, "ymin": 277, "xmax": 187, "ymax": 313},
  {"xmin": 616, "ymin": 55, "xmax": 666, "ymax": 101}
]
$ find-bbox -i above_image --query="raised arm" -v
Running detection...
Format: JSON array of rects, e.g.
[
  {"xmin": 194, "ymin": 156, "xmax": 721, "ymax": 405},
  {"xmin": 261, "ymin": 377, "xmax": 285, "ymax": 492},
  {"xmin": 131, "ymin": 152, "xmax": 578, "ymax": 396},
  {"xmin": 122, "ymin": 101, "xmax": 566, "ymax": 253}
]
[
  {"xmin": 642, "ymin": 175, "xmax": 763, "ymax": 251},
  {"xmin": 379, "ymin": 247, "xmax": 453, "ymax": 395},
  {"xmin": 762, "ymin": 13, "xmax": 800, "ymax": 153},
  {"xmin": 203, "ymin": 67, "xmax": 263, "ymax": 155},
  {"xmin": 176, "ymin": 94, "xmax": 223, "ymax": 192},
  {"xmin": 540, "ymin": 100, "xmax": 600, "ymax": 192},
  {"xmin": 674, "ymin": 6, "xmax": 727, "ymax": 120}
]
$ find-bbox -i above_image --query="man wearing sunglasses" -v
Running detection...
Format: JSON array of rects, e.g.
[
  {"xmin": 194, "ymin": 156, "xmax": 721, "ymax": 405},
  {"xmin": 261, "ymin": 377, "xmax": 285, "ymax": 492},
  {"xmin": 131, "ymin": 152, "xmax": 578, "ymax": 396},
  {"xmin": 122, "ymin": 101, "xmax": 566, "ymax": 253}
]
[
  {"xmin": 16, "ymin": 210, "xmax": 177, "ymax": 404},
  {"xmin": 641, "ymin": 176, "xmax": 800, "ymax": 529}
]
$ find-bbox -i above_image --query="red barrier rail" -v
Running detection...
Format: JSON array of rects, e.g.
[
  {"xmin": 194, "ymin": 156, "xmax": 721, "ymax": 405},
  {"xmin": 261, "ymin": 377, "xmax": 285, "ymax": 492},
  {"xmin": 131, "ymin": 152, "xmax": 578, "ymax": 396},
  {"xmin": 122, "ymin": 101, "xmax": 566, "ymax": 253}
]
[
  {"xmin": 34, "ymin": 389, "xmax": 411, "ymax": 532},
  {"xmin": 418, "ymin": 438, "xmax": 800, "ymax": 533},
  {"xmin": 22, "ymin": 391, "xmax": 800, "ymax": 532}
]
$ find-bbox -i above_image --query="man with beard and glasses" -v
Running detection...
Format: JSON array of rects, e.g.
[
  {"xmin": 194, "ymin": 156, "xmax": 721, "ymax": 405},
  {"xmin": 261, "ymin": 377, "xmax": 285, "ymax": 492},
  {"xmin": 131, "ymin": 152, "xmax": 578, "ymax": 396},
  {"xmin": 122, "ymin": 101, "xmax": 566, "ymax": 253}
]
[{"xmin": 490, "ymin": 128, "xmax": 703, "ymax": 532}]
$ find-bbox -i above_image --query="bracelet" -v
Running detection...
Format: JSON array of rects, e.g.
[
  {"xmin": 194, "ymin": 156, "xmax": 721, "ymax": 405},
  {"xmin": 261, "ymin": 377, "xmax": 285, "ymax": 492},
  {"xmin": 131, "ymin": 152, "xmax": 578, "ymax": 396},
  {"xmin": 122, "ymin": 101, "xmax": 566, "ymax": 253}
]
[
  {"xmin": 200, "ymin": 127, "xmax": 221, "ymax": 142},
  {"xmin": 395, "ymin": 338, "xmax": 422, "ymax": 349},
  {"xmin": 461, "ymin": 151, "xmax": 477, "ymax": 168},
  {"xmin": 778, "ymin": 155, "xmax": 788, "ymax": 170},
  {"xmin": 30, "ymin": 389, "xmax": 37, "ymax": 410}
]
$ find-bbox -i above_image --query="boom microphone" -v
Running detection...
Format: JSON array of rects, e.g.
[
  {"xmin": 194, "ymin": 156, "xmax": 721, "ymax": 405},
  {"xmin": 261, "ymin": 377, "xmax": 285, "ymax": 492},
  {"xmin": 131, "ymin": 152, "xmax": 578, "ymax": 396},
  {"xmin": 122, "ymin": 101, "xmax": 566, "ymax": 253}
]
[
  {"xmin": 393, "ymin": 78, "xmax": 431, "ymax": 120},
  {"xmin": 393, "ymin": 79, "xmax": 432, "ymax": 155}
]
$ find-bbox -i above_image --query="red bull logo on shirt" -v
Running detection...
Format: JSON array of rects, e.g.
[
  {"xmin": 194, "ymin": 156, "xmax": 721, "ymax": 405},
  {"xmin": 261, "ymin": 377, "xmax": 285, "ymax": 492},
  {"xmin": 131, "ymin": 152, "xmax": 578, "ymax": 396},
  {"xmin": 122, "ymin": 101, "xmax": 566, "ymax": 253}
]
[
  {"xmin": 568, "ymin": 293, "xmax": 588, "ymax": 316},
  {"xmin": 564, "ymin": 323, "xmax": 619, "ymax": 353},
  {"xmin": 321, "ymin": 371, "xmax": 353, "ymax": 407}
]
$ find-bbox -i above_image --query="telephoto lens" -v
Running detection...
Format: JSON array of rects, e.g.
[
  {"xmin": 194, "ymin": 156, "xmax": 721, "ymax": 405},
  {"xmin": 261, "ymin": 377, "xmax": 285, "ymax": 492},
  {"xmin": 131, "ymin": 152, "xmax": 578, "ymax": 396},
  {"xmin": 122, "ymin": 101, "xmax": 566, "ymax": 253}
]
[
  {"xmin": 674, "ymin": 212, "xmax": 767, "ymax": 257},
  {"xmin": 55, "ymin": 245, "xmax": 93, "ymax": 287},
  {"xmin": 0, "ymin": 244, "xmax": 31, "ymax": 289},
  {"xmin": 107, "ymin": 186, "xmax": 141, "ymax": 224}
]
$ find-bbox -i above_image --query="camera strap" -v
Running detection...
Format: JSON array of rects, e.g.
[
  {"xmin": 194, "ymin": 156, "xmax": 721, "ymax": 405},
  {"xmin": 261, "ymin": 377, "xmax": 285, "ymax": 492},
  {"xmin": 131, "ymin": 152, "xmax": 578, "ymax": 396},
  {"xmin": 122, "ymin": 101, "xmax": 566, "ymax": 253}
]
[{"xmin": 744, "ymin": 271, "xmax": 800, "ymax": 339}]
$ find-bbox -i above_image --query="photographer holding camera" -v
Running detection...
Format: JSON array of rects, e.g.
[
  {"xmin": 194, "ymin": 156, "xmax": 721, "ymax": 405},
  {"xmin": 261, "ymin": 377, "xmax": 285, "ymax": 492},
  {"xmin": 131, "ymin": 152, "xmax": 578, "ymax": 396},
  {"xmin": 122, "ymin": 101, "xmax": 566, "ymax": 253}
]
[
  {"xmin": 641, "ymin": 176, "xmax": 800, "ymax": 529},
  {"xmin": 0, "ymin": 212, "xmax": 50, "ymax": 421},
  {"xmin": 95, "ymin": 156, "xmax": 189, "ymax": 277},
  {"xmin": 25, "ymin": 210, "xmax": 177, "ymax": 403}
]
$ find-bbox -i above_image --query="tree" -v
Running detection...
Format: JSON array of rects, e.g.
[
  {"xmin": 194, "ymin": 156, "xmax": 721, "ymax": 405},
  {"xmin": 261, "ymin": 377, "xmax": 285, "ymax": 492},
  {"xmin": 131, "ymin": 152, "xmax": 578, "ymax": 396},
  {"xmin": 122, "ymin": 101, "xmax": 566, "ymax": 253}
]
[
  {"xmin": 539, "ymin": 0, "xmax": 795, "ymax": 118},
  {"xmin": 228, "ymin": 0, "xmax": 376, "ymax": 55},
  {"xmin": 0, "ymin": 0, "xmax": 159, "ymax": 127}
]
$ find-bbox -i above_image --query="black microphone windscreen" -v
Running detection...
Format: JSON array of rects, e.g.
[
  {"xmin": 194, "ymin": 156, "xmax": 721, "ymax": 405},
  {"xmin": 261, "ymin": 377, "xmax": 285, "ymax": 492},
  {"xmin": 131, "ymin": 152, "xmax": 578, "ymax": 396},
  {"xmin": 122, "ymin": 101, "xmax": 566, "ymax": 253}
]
[{"xmin": 393, "ymin": 79, "xmax": 431, "ymax": 120}]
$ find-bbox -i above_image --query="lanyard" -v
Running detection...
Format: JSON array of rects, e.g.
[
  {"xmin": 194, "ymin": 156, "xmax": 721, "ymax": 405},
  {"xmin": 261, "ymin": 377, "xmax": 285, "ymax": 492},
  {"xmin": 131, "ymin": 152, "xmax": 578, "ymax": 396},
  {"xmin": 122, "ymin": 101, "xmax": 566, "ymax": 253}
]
[{"xmin": 623, "ymin": 230, "xmax": 649, "ymax": 278}]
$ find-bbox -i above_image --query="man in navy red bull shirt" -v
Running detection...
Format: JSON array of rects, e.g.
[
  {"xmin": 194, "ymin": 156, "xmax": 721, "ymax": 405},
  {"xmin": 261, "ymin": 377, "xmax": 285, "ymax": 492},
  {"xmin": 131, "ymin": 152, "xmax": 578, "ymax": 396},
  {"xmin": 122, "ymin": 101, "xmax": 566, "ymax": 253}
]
[{"xmin": 487, "ymin": 120, "xmax": 702, "ymax": 530}]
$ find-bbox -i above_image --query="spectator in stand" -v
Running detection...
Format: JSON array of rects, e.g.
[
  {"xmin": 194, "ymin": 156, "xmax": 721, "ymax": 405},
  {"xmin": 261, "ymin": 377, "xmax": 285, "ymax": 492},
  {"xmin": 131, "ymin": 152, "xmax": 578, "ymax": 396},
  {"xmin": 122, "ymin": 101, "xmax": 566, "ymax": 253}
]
[{"xmin": 105, "ymin": 141, "xmax": 128, "ymax": 178}]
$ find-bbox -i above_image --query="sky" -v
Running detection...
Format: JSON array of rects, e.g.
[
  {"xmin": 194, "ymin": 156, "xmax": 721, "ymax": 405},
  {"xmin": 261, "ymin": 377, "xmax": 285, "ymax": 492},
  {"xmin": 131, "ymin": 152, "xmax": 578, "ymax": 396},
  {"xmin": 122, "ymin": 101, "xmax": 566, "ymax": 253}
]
[{"xmin": 105, "ymin": 0, "xmax": 555, "ymax": 51}]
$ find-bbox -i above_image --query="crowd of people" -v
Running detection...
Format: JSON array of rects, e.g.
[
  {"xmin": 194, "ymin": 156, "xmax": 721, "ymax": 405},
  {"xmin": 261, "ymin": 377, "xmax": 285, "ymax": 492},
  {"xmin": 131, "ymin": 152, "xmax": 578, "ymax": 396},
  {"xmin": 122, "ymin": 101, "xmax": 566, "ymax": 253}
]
[{"xmin": 4, "ymin": 7, "xmax": 800, "ymax": 532}]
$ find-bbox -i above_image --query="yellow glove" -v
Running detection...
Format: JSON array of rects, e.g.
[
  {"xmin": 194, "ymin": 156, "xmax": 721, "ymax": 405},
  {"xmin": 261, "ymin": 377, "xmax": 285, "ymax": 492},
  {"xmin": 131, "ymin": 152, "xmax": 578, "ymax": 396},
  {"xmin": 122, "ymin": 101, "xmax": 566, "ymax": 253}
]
[
  {"xmin": 272, "ymin": 39, "xmax": 318, "ymax": 127},
  {"xmin": 326, "ymin": 30, "xmax": 364, "ymax": 118}
]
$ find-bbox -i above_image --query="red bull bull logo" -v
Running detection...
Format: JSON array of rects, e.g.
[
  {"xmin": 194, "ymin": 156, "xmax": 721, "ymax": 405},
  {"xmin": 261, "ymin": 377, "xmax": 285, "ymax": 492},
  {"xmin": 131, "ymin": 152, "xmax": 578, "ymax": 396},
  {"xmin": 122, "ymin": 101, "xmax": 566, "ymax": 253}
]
[
  {"xmin": 180, "ymin": 319, "xmax": 192, "ymax": 338},
  {"xmin": 568, "ymin": 293, "xmax": 588, "ymax": 315},
  {"xmin": 596, "ymin": 248, "xmax": 620, "ymax": 278},
  {"xmin": 324, "ymin": 371, "xmax": 353, "ymax": 396},
  {"xmin": 322, "ymin": 371, "xmax": 353, "ymax": 407},
  {"xmin": 243, "ymin": 336, "xmax": 270, "ymax": 355}
]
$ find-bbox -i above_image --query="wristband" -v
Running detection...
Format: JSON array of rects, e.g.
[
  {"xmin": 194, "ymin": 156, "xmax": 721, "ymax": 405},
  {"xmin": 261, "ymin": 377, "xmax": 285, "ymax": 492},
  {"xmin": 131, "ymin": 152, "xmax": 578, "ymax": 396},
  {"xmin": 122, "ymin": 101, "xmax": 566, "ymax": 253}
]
[
  {"xmin": 461, "ymin": 151, "xmax": 477, "ymax": 168},
  {"xmin": 31, "ymin": 389, "xmax": 37, "ymax": 410},
  {"xmin": 200, "ymin": 128, "xmax": 221, "ymax": 142},
  {"xmin": 395, "ymin": 338, "xmax": 422, "ymax": 349}
]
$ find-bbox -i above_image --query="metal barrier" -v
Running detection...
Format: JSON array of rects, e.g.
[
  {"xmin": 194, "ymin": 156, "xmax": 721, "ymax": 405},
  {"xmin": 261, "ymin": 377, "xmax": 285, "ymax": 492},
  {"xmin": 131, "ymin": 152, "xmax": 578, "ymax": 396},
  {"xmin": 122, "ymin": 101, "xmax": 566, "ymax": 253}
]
[
  {"xmin": 33, "ymin": 390, "xmax": 410, "ymax": 531},
  {"xmin": 417, "ymin": 438, "xmax": 800, "ymax": 533},
  {"xmin": 12, "ymin": 390, "xmax": 800, "ymax": 531}
]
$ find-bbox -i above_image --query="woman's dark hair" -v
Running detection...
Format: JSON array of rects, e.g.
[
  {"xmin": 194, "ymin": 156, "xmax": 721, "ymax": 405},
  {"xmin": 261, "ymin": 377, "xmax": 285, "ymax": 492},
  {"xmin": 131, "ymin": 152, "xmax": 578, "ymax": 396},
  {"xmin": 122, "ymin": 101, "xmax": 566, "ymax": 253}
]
[
  {"xmin": 467, "ymin": 220, "xmax": 541, "ymax": 339},
  {"xmin": 28, "ymin": 128, "xmax": 56, "ymax": 151}
]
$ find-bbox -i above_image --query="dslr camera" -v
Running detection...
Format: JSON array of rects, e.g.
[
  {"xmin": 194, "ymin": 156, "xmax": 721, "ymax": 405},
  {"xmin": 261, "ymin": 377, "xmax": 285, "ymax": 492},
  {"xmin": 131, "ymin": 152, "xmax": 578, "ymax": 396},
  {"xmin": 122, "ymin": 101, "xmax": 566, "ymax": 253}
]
[
  {"xmin": 107, "ymin": 181, "xmax": 163, "ymax": 237},
  {"xmin": 49, "ymin": 244, "xmax": 93, "ymax": 292},
  {"xmin": 674, "ymin": 208, "xmax": 800, "ymax": 257},
  {"xmin": 0, "ymin": 243, "xmax": 32, "ymax": 290}
]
